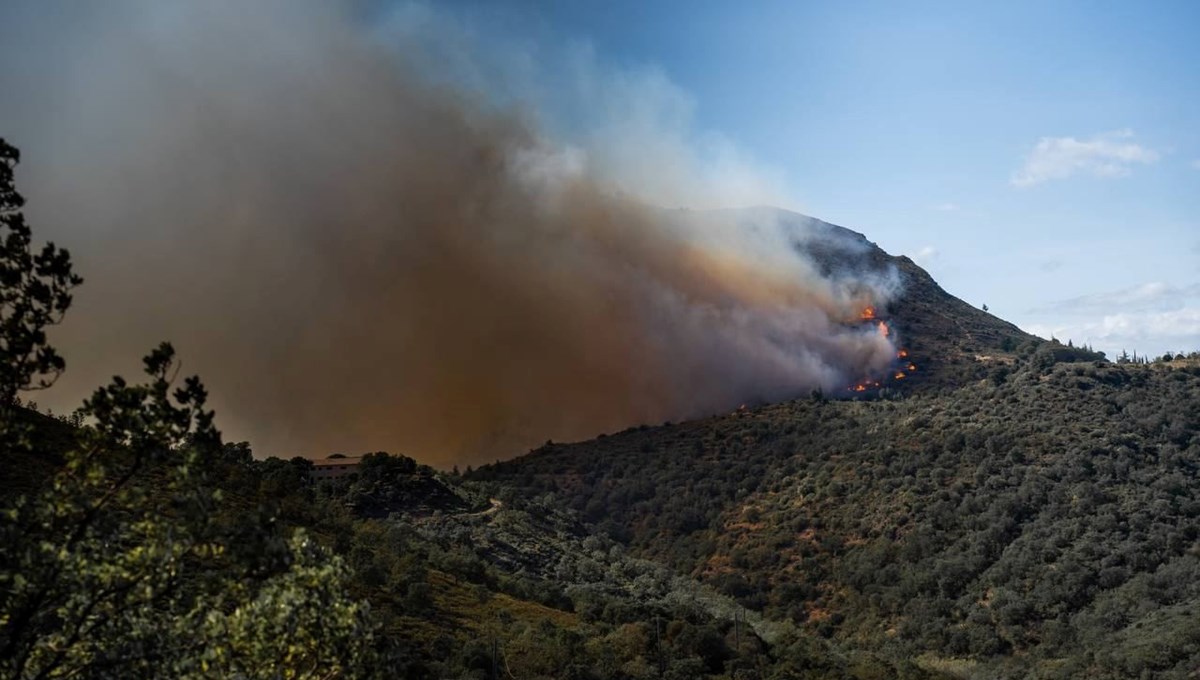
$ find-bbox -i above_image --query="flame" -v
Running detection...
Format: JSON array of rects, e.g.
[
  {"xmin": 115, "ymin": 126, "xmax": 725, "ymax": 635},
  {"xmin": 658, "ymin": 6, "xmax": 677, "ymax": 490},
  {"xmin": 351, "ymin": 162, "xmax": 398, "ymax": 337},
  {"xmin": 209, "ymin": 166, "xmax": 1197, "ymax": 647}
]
[
  {"xmin": 843, "ymin": 324, "xmax": 912, "ymax": 393},
  {"xmin": 859, "ymin": 307, "xmax": 888, "ymax": 337}
]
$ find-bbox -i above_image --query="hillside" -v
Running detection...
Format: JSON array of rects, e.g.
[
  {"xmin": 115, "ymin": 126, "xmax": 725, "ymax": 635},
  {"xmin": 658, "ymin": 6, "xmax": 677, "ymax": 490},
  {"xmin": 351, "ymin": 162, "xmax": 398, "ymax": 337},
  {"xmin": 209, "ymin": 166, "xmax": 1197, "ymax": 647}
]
[
  {"xmin": 7, "ymin": 186, "xmax": 1192, "ymax": 679},
  {"xmin": 305, "ymin": 452, "xmax": 951, "ymax": 678},
  {"xmin": 7, "ymin": 414, "xmax": 950, "ymax": 679},
  {"xmin": 472, "ymin": 351, "xmax": 1200, "ymax": 678}
]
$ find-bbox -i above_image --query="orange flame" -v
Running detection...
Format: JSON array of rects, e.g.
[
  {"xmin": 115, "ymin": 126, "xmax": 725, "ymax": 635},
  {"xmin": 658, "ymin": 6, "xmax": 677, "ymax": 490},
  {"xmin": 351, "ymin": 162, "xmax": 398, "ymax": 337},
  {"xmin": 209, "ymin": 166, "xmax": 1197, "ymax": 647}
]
[
  {"xmin": 861, "ymin": 306, "xmax": 876, "ymax": 320},
  {"xmin": 877, "ymin": 320, "xmax": 890, "ymax": 337},
  {"xmin": 897, "ymin": 349, "xmax": 908, "ymax": 358},
  {"xmin": 907, "ymin": 363, "xmax": 917, "ymax": 371},
  {"xmin": 894, "ymin": 371, "xmax": 906, "ymax": 380}
]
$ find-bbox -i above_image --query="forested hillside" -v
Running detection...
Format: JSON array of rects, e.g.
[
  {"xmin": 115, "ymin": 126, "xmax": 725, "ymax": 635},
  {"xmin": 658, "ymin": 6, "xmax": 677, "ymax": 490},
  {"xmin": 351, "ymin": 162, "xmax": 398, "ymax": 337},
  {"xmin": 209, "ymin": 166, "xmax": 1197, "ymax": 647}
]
[
  {"xmin": 303, "ymin": 453, "xmax": 951, "ymax": 678},
  {"xmin": 474, "ymin": 347, "xmax": 1200, "ymax": 678},
  {"xmin": 8, "ymin": 416, "xmax": 954, "ymax": 679}
]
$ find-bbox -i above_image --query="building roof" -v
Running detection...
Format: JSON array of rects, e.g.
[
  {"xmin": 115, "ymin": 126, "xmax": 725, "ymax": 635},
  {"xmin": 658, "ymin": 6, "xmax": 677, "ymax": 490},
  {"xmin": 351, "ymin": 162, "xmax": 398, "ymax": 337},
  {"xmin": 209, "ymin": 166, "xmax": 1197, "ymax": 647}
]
[{"xmin": 311, "ymin": 456, "xmax": 363, "ymax": 468}]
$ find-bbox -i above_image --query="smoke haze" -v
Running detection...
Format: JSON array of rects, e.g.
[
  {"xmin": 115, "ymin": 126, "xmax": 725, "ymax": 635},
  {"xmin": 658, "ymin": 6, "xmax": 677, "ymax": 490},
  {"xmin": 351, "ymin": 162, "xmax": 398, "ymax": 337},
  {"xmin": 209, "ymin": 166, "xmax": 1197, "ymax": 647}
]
[{"xmin": 0, "ymin": 1, "xmax": 898, "ymax": 466}]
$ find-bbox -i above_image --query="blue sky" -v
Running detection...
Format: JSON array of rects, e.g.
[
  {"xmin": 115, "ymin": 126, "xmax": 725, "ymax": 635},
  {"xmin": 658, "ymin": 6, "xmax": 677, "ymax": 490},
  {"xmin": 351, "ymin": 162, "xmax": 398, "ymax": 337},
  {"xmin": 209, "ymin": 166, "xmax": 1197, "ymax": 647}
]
[{"xmin": 424, "ymin": 0, "xmax": 1200, "ymax": 358}]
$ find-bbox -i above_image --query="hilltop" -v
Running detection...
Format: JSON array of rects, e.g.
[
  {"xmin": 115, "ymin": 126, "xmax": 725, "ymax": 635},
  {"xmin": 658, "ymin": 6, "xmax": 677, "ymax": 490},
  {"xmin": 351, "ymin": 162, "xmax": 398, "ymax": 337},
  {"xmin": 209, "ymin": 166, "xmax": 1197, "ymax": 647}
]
[
  {"xmin": 667, "ymin": 207, "xmax": 1043, "ymax": 398},
  {"xmin": 730, "ymin": 207, "xmax": 1041, "ymax": 394}
]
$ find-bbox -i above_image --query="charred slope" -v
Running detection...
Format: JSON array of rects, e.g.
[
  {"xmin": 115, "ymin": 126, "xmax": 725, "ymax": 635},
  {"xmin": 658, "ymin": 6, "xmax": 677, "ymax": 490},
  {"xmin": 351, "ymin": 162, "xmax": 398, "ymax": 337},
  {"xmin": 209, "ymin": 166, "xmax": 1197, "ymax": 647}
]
[
  {"xmin": 756, "ymin": 207, "xmax": 1040, "ymax": 393},
  {"xmin": 675, "ymin": 206, "xmax": 1038, "ymax": 395},
  {"xmin": 473, "ymin": 350, "xmax": 1200, "ymax": 678}
]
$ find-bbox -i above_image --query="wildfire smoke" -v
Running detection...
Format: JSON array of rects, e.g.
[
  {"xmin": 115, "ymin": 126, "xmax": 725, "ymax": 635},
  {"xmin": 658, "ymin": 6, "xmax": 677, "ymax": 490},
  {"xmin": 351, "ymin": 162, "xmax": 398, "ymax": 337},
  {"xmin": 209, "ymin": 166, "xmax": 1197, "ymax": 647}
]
[{"xmin": 1, "ymin": 1, "xmax": 901, "ymax": 466}]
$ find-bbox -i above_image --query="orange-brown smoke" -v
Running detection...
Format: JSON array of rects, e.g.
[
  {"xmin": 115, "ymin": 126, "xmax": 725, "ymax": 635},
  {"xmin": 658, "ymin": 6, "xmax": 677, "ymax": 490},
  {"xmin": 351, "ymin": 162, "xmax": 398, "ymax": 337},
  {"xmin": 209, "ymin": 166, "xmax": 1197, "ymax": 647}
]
[{"xmin": 1, "ymin": 1, "xmax": 899, "ymax": 466}]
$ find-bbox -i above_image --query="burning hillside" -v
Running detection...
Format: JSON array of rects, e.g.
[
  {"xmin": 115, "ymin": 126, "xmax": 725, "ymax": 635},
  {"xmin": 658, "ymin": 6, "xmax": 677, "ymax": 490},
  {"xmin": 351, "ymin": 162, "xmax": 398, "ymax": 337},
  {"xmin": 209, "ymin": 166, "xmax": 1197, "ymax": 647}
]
[{"xmin": 846, "ymin": 306, "xmax": 915, "ymax": 393}]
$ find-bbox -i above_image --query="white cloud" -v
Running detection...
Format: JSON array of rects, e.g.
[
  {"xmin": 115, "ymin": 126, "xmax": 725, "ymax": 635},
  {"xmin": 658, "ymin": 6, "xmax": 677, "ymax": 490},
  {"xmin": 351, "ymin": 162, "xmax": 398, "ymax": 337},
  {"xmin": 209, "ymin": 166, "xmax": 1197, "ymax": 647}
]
[
  {"xmin": 1032, "ymin": 281, "xmax": 1200, "ymax": 315},
  {"xmin": 1025, "ymin": 308, "xmax": 1200, "ymax": 358},
  {"xmin": 911, "ymin": 245, "xmax": 938, "ymax": 266},
  {"xmin": 1021, "ymin": 280, "xmax": 1200, "ymax": 357},
  {"xmin": 1011, "ymin": 129, "xmax": 1159, "ymax": 187}
]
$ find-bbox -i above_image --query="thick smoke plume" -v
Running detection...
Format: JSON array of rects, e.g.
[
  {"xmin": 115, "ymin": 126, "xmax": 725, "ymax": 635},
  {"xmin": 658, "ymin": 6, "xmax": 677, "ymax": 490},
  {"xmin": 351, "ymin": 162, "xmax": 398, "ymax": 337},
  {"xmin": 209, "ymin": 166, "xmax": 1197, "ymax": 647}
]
[{"xmin": 0, "ymin": 1, "xmax": 897, "ymax": 466}]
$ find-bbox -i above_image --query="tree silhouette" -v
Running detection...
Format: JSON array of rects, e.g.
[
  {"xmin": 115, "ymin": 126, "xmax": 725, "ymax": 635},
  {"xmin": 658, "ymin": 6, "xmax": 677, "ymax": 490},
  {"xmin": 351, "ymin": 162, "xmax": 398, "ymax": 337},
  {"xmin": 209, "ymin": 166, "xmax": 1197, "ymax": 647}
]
[
  {"xmin": 0, "ymin": 138, "xmax": 82, "ymax": 406},
  {"xmin": 0, "ymin": 139, "xmax": 381, "ymax": 679}
]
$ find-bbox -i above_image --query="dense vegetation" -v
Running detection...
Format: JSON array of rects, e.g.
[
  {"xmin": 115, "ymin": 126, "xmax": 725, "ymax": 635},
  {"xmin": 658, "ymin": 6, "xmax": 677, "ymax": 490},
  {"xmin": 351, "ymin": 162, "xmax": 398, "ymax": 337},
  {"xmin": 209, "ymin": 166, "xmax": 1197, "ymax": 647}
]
[
  {"xmin": 300, "ymin": 454, "xmax": 950, "ymax": 678},
  {"xmin": 474, "ymin": 346, "xmax": 1200, "ymax": 678}
]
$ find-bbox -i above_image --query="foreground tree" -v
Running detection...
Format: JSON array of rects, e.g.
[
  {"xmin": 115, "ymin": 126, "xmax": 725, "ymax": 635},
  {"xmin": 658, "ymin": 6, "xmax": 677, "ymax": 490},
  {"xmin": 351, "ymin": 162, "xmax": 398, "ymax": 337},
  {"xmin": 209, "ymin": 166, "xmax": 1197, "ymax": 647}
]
[
  {"xmin": 0, "ymin": 138, "xmax": 382, "ymax": 679},
  {"xmin": 0, "ymin": 138, "xmax": 80, "ymax": 407}
]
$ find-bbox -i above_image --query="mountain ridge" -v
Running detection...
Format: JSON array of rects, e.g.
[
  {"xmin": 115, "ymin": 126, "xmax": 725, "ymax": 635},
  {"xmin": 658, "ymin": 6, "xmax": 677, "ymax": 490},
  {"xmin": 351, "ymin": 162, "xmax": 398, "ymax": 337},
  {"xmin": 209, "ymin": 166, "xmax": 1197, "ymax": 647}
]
[{"xmin": 658, "ymin": 205, "xmax": 1039, "ymax": 402}]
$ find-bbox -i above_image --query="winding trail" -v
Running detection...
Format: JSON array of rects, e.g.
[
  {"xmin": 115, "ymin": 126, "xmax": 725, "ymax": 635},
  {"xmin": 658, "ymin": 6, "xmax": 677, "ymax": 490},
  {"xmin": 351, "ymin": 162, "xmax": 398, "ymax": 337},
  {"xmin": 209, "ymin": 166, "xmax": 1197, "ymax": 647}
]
[{"xmin": 465, "ymin": 498, "xmax": 502, "ymax": 518}]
